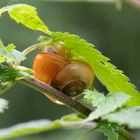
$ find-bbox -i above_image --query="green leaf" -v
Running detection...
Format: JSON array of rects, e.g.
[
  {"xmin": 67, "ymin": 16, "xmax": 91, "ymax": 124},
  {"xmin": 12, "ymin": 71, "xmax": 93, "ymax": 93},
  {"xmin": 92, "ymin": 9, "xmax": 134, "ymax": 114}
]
[
  {"xmin": 83, "ymin": 90, "xmax": 130, "ymax": 121},
  {"xmin": 97, "ymin": 121, "xmax": 121, "ymax": 140},
  {"xmin": 0, "ymin": 42, "xmax": 25, "ymax": 64},
  {"xmin": 0, "ymin": 4, "xmax": 50, "ymax": 34},
  {"xmin": 0, "ymin": 98, "xmax": 8, "ymax": 113},
  {"xmin": 0, "ymin": 41, "xmax": 32, "ymax": 93},
  {"xmin": 103, "ymin": 106, "xmax": 140, "ymax": 129},
  {"xmin": 5, "ymin": 44, "xmax": 16, "ymax": 52},
  {"xmin": 6, "ymin": 49, "xmax": 25, "ymax": 64},
  {"xmin": 52, "ymin": 32, "xmax": 140, "ymax": 106},
  {"xmin": 0, "ymin": 64, "xmax": 33, "ymax": 83},
  {"xmin": 0, "ymin": 114, "xmax": 84, "ymax": 140},
  {"xmin": 0, "ymin": 120, "xmax": 57, "ymax": 140}
]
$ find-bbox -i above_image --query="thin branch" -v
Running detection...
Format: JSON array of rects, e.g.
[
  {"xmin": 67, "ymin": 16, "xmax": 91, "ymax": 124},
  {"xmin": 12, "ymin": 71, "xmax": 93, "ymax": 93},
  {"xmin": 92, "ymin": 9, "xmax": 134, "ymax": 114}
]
[
  {"xmin": 20, "ymin": 78, "xmax": 92, "ymax": 116},
  {"xmin": 60, "ymin": 120, "xmax": 97, "ymax": 128},
  {"xmin": 22, "ymin": 41, "xmax": 51, "ymax": 57}
]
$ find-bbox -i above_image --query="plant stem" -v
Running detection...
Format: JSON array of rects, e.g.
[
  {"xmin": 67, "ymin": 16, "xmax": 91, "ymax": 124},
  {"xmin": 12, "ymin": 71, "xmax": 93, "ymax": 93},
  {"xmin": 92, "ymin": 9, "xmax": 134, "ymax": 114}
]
[
  {"xmin": 60, "ymin": 120, "xmax": 97, "ymax": 128},
  {"xmin": 20, "ymin": 78, "xmax": 92, "ymax": 116},
  {"xmin": 22, "ymin": 41, "xmax": 51, "ymax": 57},
  {"xmin": 119, "ymin": 129, "xmax": 136, "ymax": 140}
]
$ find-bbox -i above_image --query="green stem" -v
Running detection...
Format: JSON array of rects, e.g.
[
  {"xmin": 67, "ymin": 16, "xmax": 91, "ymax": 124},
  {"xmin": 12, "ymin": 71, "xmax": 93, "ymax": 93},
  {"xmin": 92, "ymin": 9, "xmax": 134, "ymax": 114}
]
[
  {"xmin": 60, "ymin": 120, "xmax": 97, "ymax": 128},
  {"xmin": 22, "ymin": 41, "xmax": 51, "ymax": 57},
  {"xmin": 119, "ymin": 129, "xmax": 136, "ymax": 140},
  {"xmin": 20, "ymin": 78, "xmax": 92, "ymax": 117}
]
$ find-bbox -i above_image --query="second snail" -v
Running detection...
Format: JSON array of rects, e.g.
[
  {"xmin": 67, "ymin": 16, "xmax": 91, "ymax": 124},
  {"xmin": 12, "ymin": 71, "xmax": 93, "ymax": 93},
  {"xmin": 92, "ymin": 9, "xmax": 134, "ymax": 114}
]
[{"xmin": 33, "ymin": 45, "xmax": 95, "ymax": 104}]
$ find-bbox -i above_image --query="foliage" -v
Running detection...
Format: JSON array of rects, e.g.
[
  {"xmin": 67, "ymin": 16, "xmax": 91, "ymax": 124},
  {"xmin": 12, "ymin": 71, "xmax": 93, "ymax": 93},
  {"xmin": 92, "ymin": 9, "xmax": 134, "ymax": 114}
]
[
  {"xmin": 0, "ymin": 3, "xmax": 139, "ymax": 140},
  {"xmin": 83, "ymin": 90, "xmax": 130, "ymax": 121},
  {"xmin": 97, "ymin": 121, "xmax": 122, "ymax": 140},
  {"xmin": 0, "ymin": 114, "xmax": 131, "ymax": 140},
  {"xmin": 51, "ymin": 32, "xmax": 140, "ymax": 106},
  {"xmin": 103, "ymin": 106, "xmax": 140, "ymax": 129},
  {"xmin": 0, "ymin": 41, "xmax": 25, "ymax": 65},
  {"xmin": 0, "ymin": 114, "xmax": 84, "ymax": 140},
  {"xmin": 0, "ymin": 4, "xmax": 50, "ymax": 34}
]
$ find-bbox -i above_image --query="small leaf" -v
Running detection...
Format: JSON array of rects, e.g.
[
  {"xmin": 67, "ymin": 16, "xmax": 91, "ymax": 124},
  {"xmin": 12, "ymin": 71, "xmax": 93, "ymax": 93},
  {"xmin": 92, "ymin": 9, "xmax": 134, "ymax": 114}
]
[
  {"xmin": 0, "ymin": 4, "xmax": 50, "ymax": 34},
  {"xmin": 83, "ymin": 90, "xmax": 130, "ymax": 121},
  {"xmin": 0, "ymin": 63, "xmax": 32, "ymax": 83},
  {"xmin": 103, "ymin": 106, "xmax": 140, "ymax": 129},
  {"xmin": 0, "ymin": 41, "xmax": 25, "ymax": 64},
  {"xmin": 7, "ymin": 49, "xmax": 25, "ymax": 63},
  {"xmin": 5, "ymin": 44, "xmax": 16, "ymax": 52}
]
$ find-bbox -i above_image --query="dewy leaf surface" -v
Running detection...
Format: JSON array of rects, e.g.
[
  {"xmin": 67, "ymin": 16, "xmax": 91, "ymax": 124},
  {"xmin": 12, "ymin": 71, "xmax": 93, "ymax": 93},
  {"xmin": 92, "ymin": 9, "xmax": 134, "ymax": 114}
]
[
  {"xmin": 83, "ymin": 90, "xmax": 130, "ymax": 121},
  {"xmin": 0, "ymin": 4, "xmax": 50, "ymax": 34},
  {"xmin": 52, "ymin": 32, "xmax": 140, "ymax": 106},
  {"xmin": 102, "ymin": 106, "xmax": 140, "ymax": 129}
]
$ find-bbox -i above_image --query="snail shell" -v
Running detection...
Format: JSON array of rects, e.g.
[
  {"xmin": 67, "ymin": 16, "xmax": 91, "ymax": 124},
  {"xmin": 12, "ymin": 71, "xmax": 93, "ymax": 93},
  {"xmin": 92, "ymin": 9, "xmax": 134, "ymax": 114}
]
[
  {"xmin": 33, "ymin": 52, "xmax": 70, "ymax": 104},
  {"xmin": 33, "ymin": 47, "xmax": 94, "ymax": 104},
  {"xmin": 33, "ymin": 52, "xmax": 69, "ymax": 85},
  {"xmin": 46, "ymin": 45, "xmax": 71, "ymax": 59},
  {"xmin": 51, "ymin": 60, "xmax": 94, "ymax": 97}
]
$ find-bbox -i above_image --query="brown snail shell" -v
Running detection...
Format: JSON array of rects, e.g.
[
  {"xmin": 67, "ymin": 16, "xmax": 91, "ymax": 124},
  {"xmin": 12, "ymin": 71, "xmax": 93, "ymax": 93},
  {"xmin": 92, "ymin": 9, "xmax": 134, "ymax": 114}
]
[
  {"xmin": 46, "ymin": 45, "xmax": 71, "ymax": 59},
  {"xmin": 51, "ymin": 60, "xmax": 94, "ymax": 97},
  {"xmin": 33, "ymin": 52, "xmax": 69, "ymax": 85},
  {"xmin": 33, "ymin": 52, "xmax": 70, "ymax": 104},
  {"xmin": 33, "ymin": 46, "xmax": 94, "ymax": 104}
]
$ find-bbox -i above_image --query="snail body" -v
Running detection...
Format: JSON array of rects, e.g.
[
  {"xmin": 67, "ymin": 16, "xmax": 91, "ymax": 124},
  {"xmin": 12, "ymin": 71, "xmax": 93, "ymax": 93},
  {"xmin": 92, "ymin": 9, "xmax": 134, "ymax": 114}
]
[{"xmin": 33, "ymin": 46, "xmax": 94, "ymax": 104}]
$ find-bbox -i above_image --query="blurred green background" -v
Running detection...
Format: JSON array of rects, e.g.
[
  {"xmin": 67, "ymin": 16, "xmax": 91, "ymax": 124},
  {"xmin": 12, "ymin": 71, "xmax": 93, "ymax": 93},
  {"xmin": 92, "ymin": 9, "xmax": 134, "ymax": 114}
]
[{"xmin": 0, "ymin": 0, "xmax": 140, "ymax": 139}]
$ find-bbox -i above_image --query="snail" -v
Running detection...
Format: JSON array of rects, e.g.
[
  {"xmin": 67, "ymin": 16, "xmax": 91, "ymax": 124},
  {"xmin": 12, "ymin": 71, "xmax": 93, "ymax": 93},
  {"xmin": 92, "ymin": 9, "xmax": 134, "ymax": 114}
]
[
  {"xmin": 33, "ymin": 45, "xmax": 94, "ymax": 104},
  {"xmin": 51, "ymin": 60, "xmax": 94, "ymax": 97}
]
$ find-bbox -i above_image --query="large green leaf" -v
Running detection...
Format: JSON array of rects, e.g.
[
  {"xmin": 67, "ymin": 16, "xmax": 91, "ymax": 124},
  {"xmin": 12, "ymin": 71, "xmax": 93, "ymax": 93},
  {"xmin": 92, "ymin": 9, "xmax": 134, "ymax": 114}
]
[
  {"xmin": 0, "ymin": 4, "xmax": 50, "ymax": 34},
  {"xmin": 52, "ymin": 32, "xmax": 140, "ymax": 106},
  {"xmin": 83, "ymin": 90, "xmax": 130, "ymax": 121}
]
